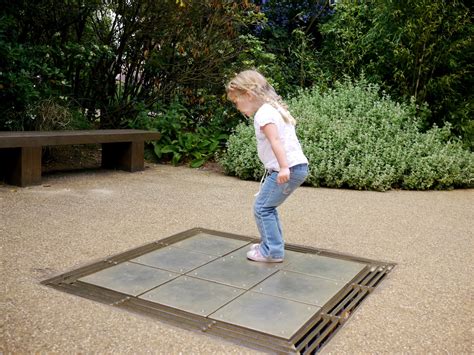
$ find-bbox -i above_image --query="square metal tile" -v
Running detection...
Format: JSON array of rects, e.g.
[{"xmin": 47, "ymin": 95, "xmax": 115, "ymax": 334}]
[
  {"xmin": 252, "ymin": 270, "xmax": 343, "ymax": 307},
  {"xmin": 189, "ymin": 247, "xmax": 282, "ymax": 289},
  {"xmin": 171, "ymin": 233, "xmax": 249, "ymax": 256},
  {"xmin": 140, "ymin": 276, "xmax": 244, "ymax": 316},
  {"xmin": 284, "ymin": 253, "xmax": 366, "ymax": 282},
  {"xmin": 210, "ymin": 291, "xmax": 320, "ymax": 338},
  {"xmin": 78, "ymin": 262, "xmax": 179, "ymax": 296},
  {"xmin": 131, "ymin": 246, "xmax": 217, "ymax": 273},
  {"xmin": 43, "ymin": 228, "xmax": 395, "ymax": 354}
]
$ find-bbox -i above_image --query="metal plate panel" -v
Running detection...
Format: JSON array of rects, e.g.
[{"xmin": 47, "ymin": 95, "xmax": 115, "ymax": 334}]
[
  {"xmin": 189, "ymin": 248, "xmax": 283, "ymax": 289},
  {"xmin": 130, "ymin": 246, "xmax": 216, "ymax": 273},
  {"xmin": 78, "ymin": 262, "xmax": 178, "ymax": 296},
  {"xmin": 210, "ymin": 292, "xmax": 320, "ymax": 339},
  {"xmin": 253, "ymin": 270, "xmax": 343, "ymax": 307},
  {"xmin": 284, "ymin": 253, "xmax": 366, "ymax": 282},
  {"xmin": 140, "ymin": 276, "xmax": 245, "ymax": 316},
  {"xmin": 43, "ymin": 228, "xmax": 395, "ymax": 354},
  {"xmin": 172, "ymin": 233, "xmax": 249, "ymax": 256}
]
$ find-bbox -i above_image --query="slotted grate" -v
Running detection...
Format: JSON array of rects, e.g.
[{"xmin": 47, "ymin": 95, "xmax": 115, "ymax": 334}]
[
  {"xmin": 42, "ymin": 228, "xmax": 395, "ymax": 354},
  {"xmin": 293, "ymin": 264, "xmax": 393, "ymax": 353}
]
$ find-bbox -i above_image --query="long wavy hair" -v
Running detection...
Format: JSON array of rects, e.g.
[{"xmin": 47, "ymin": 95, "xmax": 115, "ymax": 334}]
[{"xmin": 225, "ymin": 70, "xmax": 296, "ymax": 125}]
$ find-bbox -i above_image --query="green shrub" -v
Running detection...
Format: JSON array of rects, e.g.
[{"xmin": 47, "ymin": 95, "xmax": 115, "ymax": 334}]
[
  {"xmin": 218, "ymin": 79, "xmax": 473, "ymax": 190},
  {"xmin": 218, "ymin": 122, "xmax": 264, "ymax": 180},
  {"xmin": 128, "ymin": 100, "xmax": 228, "ymax": 168},
  {"xmin": 318, "ymin": 0, "xmax": 473, "ymax": 145}
]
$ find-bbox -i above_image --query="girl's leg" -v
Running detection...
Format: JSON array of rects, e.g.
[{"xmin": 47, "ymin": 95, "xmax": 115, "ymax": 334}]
[{"xmin": 253, "ymin": 164, "xmax": 308, "ymax": 259}]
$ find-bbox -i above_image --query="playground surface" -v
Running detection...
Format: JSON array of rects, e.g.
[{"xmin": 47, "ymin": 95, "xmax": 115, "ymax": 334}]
[{"xmin": 1, "ymin": 163, "xmax": 473, "ymax": 353}]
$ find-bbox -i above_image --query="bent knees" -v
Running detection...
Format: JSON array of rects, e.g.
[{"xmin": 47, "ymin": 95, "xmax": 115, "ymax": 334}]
[{"xmin": 253, "ymin": 203, "xmax": 275, "ymax": 219}]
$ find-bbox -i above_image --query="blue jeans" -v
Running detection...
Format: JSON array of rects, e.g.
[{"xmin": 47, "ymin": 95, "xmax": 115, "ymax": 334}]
[{"xmin": 254, "ymin": 164, "xmax": 308, "ymax": 259}]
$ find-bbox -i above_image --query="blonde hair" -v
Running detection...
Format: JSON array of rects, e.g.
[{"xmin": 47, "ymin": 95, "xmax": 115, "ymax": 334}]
[{"xmin": 226, "ymin": 70, "xmax": 296, "ymax": 125}]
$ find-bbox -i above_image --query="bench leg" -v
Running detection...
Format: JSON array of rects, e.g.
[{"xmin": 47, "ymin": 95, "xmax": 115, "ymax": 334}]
[
  {"xmin": 0, "ymin": 147, "xmax": 42, "ymax": 187},
  {"xmin": 101, "ymin": 141, "xmax": 144, "ymax": 172}
]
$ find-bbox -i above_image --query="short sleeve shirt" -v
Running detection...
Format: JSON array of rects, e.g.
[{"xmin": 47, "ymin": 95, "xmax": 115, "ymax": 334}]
[{"xmin": 253, "ymin": 103, "xmax": 308, "ymax": 171}]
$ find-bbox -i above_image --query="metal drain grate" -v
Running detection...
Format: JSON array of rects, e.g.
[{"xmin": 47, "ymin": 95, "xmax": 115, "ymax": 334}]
[
  {"xmin": 293, "ymin": 264, "xmax": 393, "ymax": 353},
  {"xmin": 42, "ymin": 228, "xmax": 395, "ymax": 354}
]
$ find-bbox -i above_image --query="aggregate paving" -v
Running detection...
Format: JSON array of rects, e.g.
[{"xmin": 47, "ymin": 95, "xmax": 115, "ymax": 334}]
[{"xmin": 1, "ymin": 163, "xmax": 473, "ymax": 353}]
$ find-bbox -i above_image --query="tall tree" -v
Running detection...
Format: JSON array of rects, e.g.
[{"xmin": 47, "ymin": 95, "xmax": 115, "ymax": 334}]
[
  {"xmin": 0, "ymin": 0, "xmax": 256, "ymax": 130},
  {"xmin": 318, "ymin": 0, "xmax": 473, "ymax": 145}
]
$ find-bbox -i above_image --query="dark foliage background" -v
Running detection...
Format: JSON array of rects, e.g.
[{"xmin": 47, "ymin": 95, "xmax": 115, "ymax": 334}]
[{"xmin": 1, "ymin": 0, "xmax": 472, "ymax": 173}]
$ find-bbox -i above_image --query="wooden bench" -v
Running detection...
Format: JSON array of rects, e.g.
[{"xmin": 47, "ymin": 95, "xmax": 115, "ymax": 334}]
[{"xmin": 0, "ymin": 129, "xmax": 161, "ymax": 187}]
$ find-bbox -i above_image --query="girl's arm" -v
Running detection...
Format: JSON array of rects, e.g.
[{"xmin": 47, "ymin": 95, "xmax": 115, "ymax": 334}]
[{"xmin": 261, "ymin": 123, "xmax": 290, "ymax": 184}]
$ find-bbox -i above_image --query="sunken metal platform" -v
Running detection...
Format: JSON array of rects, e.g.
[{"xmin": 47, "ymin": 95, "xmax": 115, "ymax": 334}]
[{"xmin": 42, "ymin": 228, "xmax": 395, "ymax": 354}]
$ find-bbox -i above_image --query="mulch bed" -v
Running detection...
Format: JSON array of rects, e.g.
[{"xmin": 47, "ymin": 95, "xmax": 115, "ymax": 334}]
[{"xmin": 42, "ymin": 145, "xmax": 101, "ymax": 173}]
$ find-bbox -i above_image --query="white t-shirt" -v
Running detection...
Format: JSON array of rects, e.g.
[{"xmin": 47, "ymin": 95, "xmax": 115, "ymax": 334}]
[{"xmin": 253, "ymin": 103, "xmax": 308, "ymax": 171}]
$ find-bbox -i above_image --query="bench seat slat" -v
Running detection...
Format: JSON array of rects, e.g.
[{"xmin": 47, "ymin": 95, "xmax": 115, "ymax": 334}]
[{"xmin": 0, "ymin": 129, "xmax": 161, "ymax": 148}]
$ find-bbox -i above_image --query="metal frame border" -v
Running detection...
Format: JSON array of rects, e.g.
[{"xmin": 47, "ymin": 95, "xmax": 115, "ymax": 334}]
[{"xmin": 42, "ymin": 227, "xmax": 396, "ymax": 354}]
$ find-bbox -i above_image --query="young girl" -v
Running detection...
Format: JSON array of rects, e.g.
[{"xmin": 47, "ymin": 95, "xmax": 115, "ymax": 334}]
[{"xmin": 226, "ymin": 70, "xmax": 308, "ymax": 263}]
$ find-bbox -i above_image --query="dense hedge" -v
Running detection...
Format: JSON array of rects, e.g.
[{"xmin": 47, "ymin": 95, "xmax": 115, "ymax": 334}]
[{"xmin": 218, "ymin": 80, "xmax": 473, "ymax": 191}]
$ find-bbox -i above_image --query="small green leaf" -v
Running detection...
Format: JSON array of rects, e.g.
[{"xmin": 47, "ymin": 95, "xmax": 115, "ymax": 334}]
[{"xmin": 190, "ymin": 159, "xmax": 205, "ymax": 168}]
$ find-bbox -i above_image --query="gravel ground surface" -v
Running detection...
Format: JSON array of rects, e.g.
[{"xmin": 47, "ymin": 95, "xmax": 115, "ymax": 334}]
[{"xmin": 1, "ymin": 163, "xmax": 473, "ymax": 354}]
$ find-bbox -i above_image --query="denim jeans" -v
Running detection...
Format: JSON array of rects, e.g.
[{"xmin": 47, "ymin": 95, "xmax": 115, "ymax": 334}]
[{"xmin": 254, "ymin": 164, "xmax": 308, "ymax": 259}]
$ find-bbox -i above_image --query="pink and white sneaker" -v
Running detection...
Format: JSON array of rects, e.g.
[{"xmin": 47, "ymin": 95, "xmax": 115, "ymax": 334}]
[
  {"xmin": 250, "ymin": 243, "xmax": 260, "ymax": 251},
  {"xmin": 246, "ymin": 248, "xmax": 283, "ymax": 263}
]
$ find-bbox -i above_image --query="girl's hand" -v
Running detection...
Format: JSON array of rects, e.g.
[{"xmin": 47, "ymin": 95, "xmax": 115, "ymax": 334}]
[{"xmin": 277, "ymin": 167, "xmax": 290, "ymax": 184}]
